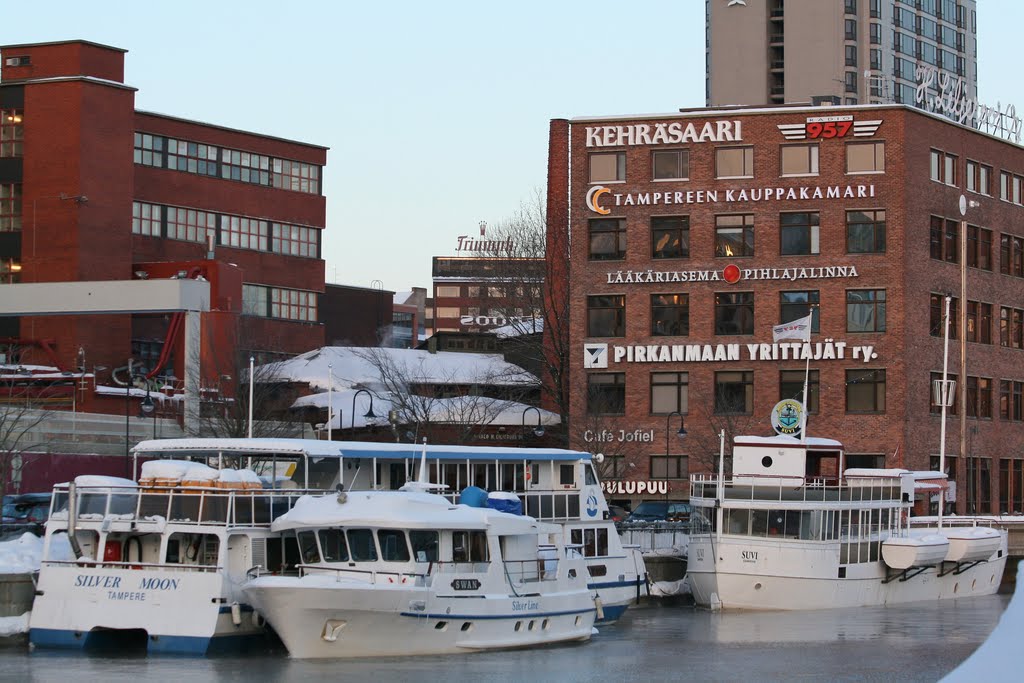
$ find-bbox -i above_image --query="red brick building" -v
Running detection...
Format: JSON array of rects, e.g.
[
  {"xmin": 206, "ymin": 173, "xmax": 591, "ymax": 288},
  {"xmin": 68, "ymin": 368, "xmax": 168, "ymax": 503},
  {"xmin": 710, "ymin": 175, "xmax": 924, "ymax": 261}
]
[
  {"xmin": 547, "ymin": 103, "xmax": 1024, "ymax": 515},
  {"xmin": 0, "ymin": 40, "xmax": 327, "ymax": 407}
]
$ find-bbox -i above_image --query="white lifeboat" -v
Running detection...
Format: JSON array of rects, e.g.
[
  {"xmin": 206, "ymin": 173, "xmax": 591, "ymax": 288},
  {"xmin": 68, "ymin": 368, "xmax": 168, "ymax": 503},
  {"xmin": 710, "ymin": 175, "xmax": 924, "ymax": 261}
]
[
  {"xmin": 881, "ymin": 534, "xmax": 950, "ymax": 570},
  {"xmin": 940, "ymin": 527, "xmax": 1003, "ymax": 563}
]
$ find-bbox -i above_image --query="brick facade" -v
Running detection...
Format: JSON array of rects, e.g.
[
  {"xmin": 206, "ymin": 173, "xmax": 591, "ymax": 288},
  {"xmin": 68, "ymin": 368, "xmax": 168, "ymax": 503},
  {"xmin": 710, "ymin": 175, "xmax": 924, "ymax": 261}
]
[
  {"xmin": 548, "ymin": 104, "xmax": 1024, "ymax": 514},
  {"xmin": 0, "ymin": 40, "xmax": 327, "ymax": 410}
]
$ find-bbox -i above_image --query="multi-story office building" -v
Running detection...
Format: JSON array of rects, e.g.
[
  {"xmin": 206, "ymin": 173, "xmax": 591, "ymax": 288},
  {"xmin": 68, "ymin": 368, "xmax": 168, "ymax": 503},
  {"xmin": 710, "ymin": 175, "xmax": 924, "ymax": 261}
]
[
  {"xmin": 0, "ymin": 40, "xmax": 327, "ymax": 409},
  {"xmin": 546, "ymin": 102, "xmax": 1024, "ymax": 515},
  {"xmin": 706, "ymin": 0, "xmax": 977, "ymax": 112},
  {"xmin": 432, "ymin": 256, "xmax": 544, "ymax": 334}
]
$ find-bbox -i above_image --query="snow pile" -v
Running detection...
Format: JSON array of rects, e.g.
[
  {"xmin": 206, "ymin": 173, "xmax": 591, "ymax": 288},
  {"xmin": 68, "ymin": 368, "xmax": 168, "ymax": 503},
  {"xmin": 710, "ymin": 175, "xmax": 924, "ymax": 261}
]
[
  {"xmin": 0, "ymin": 532, "xmax": 72, "ymax": 574},
  {"xmin": 943, "ymin": 560, "xmax": 1024, "ymax": 680},
  {"xmin": 0, "ymin": 613, "xmax": 28, "ymax": 637}
]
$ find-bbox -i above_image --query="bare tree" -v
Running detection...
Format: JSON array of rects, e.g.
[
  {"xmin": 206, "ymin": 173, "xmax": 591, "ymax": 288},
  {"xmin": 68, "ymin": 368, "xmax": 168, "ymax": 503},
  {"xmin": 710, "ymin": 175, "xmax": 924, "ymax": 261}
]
[
  {"xmin": 0, "ymin": 369, "xmax": 66, "ymax": 498},
  {"xmin": 468, "ymin": 189, "xmax": 572, "ymax": 445},
  {"xmin": 351, "ymin": 347, "xmax": 538, "ymax": 445},
  {"xmin": 682, "ymin": 383, "xmax": 762, "ymax": 475}
]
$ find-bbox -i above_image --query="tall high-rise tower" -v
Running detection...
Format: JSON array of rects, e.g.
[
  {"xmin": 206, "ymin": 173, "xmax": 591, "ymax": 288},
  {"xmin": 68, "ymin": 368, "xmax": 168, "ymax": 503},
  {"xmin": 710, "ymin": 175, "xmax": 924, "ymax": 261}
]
[{"xmin": 706, "ymin": 0, "xmax": 977, "ymax": 112}]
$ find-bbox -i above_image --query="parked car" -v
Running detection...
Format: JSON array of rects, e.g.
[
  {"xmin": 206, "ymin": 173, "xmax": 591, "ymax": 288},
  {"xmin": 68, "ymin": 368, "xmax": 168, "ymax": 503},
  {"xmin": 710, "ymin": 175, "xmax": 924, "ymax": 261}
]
[
  {"xmin": 607, "ymin": 504, "xmax": 629, "ymax": 522},
  {"xmin": 1, "ymin": 492, "xmax": 52, "ymax": 537},
  {"xmin": 624, "ymin": 500, "xmax": 692, "ymax": 524}
]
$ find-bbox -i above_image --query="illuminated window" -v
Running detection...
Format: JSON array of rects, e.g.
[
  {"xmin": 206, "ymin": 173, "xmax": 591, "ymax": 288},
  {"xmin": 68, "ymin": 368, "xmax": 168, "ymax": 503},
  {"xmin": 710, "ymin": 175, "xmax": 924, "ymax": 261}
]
[
  {"xmin": 0, "ymin": 109, "xmax": 24, "ymax": 158},
  {"xmin": 715, "ymin": 214, "xmax": 754, "ymax": 257}
]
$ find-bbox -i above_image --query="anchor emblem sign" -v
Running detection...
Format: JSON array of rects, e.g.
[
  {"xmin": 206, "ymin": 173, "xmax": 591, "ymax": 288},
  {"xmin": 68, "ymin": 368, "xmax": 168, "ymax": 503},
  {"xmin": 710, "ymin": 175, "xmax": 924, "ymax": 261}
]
[{"xmin": 770, "ymin": 399, "xmax": 804, "ymax": 436}]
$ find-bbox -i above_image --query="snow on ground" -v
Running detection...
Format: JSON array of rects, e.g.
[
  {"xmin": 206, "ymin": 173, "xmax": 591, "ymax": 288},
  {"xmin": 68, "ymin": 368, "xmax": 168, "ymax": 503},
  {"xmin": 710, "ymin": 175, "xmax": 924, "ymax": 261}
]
[{"xmin": 942, "ymin": 559, "xmax": 1024, "ymax": 680}]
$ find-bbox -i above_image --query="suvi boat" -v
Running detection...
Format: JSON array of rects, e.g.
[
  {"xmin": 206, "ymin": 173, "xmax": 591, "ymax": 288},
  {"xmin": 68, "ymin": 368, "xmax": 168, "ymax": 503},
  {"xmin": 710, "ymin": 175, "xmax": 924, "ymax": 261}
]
[{"xmin": 686, "ymin": 434, "xmax": 1007, "ymax": 610}]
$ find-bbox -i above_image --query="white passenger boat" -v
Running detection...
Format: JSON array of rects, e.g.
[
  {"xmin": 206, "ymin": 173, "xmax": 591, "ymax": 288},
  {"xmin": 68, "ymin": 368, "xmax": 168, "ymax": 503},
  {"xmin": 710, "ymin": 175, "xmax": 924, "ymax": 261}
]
[
  {"xmin": 241, "ymin": 467, "xmax": 597, "ymax": 658},
  {"xmin": 126, "ymin": 438, "xmax": 647, "ymax": 623},
  {"xmin": 28, "ymin": 443, "xmax": 345, "ymax": 654},
  {"xmin": 686, "ymin": 434, "xmax": 1008, "ymax": 610}
]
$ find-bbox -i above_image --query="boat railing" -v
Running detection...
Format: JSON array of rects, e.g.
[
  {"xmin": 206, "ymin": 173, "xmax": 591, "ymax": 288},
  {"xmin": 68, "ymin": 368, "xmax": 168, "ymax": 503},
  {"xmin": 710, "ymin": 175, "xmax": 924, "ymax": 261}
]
[
  {"xmin": 689, "ymin": 474, "xmax": 905, "ymax": 505},
  {"xmin": 616, "ymin": 522, "xmax": 690, "ymax": 555},
  {"xmin": 439, "ymin": 489, "xmax": 582, "ymax": 522},
  {"xmin": 40, "ymin": 559, "xmax": 220, "ymax": 573},
  {"xmin": 48, "ymin": 484, "xmax": 323, "ymax": 528},
  {"xmin": 291, "ymin": 564, "xmax": 428, "ymax": 585},
  {"xmin": 503, "ymin": 557, "xmax": 561, "ymax": 585}
]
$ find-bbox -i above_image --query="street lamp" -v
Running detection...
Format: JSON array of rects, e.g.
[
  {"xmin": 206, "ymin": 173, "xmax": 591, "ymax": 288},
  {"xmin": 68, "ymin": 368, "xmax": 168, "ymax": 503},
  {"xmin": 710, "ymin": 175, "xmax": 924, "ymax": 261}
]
[
  {"xmin": 522, "ymin": 406, "xmax": 545, "ymax": 438},
  {"xmin": 140, "ymin": 388, "xmax": 156, "ymax": 439},
  {"xmin": 351, "ymin": 388, "xmax": 377, "ymax": 430},
  {"xmin": 665, "ymin": 411, "xmax": 687, "ymax": 459},
  {"xmin": 958, "ymin": 194, "xmax": 980, "ymax": 513},
  {"xmin": 124, "ymin": 357, "xmax": 134, "ymax": 478}
]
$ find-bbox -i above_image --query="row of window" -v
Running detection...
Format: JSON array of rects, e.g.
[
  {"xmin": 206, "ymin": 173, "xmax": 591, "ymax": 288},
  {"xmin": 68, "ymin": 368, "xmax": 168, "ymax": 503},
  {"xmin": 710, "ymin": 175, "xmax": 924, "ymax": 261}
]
[
  {"xmin": 134, "ymin": 132, "xmax": 321, "ymax": 195},
  {"xmin": 586, "ymin": 368, "xmax": 885, "ymax": 416},
  {"xmin": 587, "ymin": 289, "xmax": 885, "ymax": 338},
  {"xmin": 588, "ymin": 141, "xmax": 885, "ymax": 184},
  {"xmin": 931, "ymin": 148, "xmax": 1024, "ymax": 207},
  {"xmin": 591, "ymin": 210, "xmax": 886, "ymax": 261},
  {"xmin": 132, "ymin": 201, "xmax": 320, "ymax": 258},
  {"xmin": 434, "ymin": 284, "xmax": 543, "ymax": 299},
  {"xmin": 928, "ymin": 294, "xmax": 1024, "ymax": 349},
  {"xmin": 927, "ymin": 372, "xmax": 1024, "ymax": 420},
  {"xmin": 242, "ymin": 284, "xmax": 318, "ymax": 323}
]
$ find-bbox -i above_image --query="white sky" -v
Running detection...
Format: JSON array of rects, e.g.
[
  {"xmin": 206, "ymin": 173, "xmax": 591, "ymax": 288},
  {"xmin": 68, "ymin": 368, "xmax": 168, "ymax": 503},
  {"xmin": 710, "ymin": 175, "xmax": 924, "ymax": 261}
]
[{"xmin": 2, "ymin": 1, "xmax": 1023, "ymax": 292}]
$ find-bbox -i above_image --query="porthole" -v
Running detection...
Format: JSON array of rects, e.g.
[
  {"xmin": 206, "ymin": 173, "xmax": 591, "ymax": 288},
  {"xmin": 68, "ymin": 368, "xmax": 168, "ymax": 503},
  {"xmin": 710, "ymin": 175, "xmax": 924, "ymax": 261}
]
[
  {"xmin": 434, "ymin": 621, "xmax": 448, "ymax": 631},
  {"xmin": 528, "ymin": 620, "xmax": 536, "ymax": 631},
  {"xmin": 575, "ymin": 616, "xmax": 582, "ymax": 626},
  {"xmin": 972, "ymin": 579, "xmax": 977, "ymax": 590},
  {"xmin": 542, "ymin": 619, "xmax": 550, "ymax": 630},
  {"xmin": 762, "ymin": 456, "xmax": 773, "ymax": 468},
  {"xmin": 461, "ymin": 622, "xmax": 473, "ymax": 632},
  {"xmin": 754, "ymin": 582, "xmax": 763, "ymax": 590},
  {"xmin": 953, "ymin": 583, "xmax": 959, "ymax": 594},
  {"xmin": 514, "ymin": 621, "xmax": 523, "ymax": 632}
]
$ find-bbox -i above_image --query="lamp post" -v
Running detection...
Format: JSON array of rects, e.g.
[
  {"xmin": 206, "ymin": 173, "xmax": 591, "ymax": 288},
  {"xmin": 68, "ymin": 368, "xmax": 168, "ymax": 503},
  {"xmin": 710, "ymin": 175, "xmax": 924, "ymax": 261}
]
[
  {"xmin": 522, "ymin": 406, "xmax": 545, "ymax": 438},
  {"xmin": 124, "ymin": 357, "xmax": 133, "ymax": 478},
  {"xmin": 140, "ymin": 387, "xmax": 156, "ymax": 439},
  {"xmin": 351, "ymin": 388, "xmax": 377, "ymax": 431},
  {"xmin": 665, "ymin": 411, "xmax": 687, "ymax": 460},
  {"xmin": 958, "ymin": 194, "xmax": 979, "ymax": 513}
]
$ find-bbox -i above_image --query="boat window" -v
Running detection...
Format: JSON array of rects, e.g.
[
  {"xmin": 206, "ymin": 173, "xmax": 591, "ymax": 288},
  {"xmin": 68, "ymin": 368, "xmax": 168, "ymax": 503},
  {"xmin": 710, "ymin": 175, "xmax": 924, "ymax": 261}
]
[
  {"xmin": 167, "ymin": 533, "xmax": 219, "ymax": 566},
  {"xmin": 297, "ymin": 531, "xmax": 320, "ymax": 564},
  {"xmin": 584, "ymin": 464, "xmax": 598, "ymax": 486},
  {"xmin": 569, "ymin": 527, "xmax": 609, "ymax": 557},
  {"xmin": 749, "ymin": 510, "xmax": 769, "ymax": 537},
  {"xmin": 726, "ymin": 509, "xmax": 750, "ymax": 535},
  {"xmin": 377, "ymin": 529, "xmax": 411, "ymax": 562},
  {"xmin": 388, "ymin": 463, "xmax": 408, "ymax": 491},
  {"xmin": 559, "ymin": 464, "xmax": 575, "ymax": 487},
  {"xmin": 318, "ymin": 529, "xmax": 349, "ymax": 562},
  {"xmin": 347, "ymin": 529, "xmax": 378, "ymax": 562},
  {"xmin": 410, "ymin": 530, "xmax": 439, "ymax": 562},
  {"xmin": 452, "ymin": 530, "xmax": 489, "ymax": 563}
]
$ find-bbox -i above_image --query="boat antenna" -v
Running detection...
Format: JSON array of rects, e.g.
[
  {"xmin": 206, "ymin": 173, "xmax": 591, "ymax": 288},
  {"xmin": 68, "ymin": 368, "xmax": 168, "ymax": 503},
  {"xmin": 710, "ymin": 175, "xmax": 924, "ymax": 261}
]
[
  {"xmin": 417, "ymin": 437, "xmax": 429, "ymax": 484},
  {"xmin": 399, "ymin": 437, "xmax": 446, "ymax": 493}
]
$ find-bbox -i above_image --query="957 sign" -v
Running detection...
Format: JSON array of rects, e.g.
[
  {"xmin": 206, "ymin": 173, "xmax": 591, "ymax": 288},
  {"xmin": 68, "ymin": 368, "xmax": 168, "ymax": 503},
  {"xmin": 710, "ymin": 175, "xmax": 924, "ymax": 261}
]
[{"xmin": 778, "ymin": 116, "xmax": 882, "ymax": 141}]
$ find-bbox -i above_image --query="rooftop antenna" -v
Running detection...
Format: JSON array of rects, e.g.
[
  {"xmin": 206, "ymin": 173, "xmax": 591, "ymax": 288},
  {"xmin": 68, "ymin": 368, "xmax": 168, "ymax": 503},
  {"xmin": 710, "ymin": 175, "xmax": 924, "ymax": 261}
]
[{"xmin": 399, "ymin": 437, "xmax": 446, "ymax": 493}]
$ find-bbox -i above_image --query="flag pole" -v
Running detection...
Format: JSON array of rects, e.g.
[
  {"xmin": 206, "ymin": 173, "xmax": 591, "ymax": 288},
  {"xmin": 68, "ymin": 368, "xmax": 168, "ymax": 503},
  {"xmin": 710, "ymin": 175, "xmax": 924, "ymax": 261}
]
[{"xmin": 800, "ymin": 352, "xmax": 810, "ymax": 444}]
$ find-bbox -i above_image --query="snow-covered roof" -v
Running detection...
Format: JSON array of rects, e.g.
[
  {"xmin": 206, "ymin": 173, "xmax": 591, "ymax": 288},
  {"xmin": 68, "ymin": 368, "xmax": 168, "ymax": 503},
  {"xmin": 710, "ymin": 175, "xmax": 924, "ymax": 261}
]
[
  {"xmin": 131, "ymin": 437, "xmax": 589, "ymax": 462},
  {"xmin": 271, "ymin": 489, "xmax": 542, "ymax": 536},
  {"xmin": 290, "ymin": 391, "xmax": 560, "ymax": 430},
  {"xmin": 259, "ymin": 346, "xmax": 538, "ymax": 392},
  {"xmin": 734, "ymin": 435, "xmax": 844, "ymax": 448},
  {"xmin": 491, "ymin": 317, "xmax": 545, "ymax": 338}
]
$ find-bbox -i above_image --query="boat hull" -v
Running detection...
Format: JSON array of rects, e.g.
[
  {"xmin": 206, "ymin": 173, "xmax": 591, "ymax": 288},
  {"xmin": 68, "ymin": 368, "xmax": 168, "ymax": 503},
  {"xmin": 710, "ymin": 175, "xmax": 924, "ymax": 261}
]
[
  {"xmin": 243, "ymin": 577, "xmax": 596, "ymax": 658},
  {"xmin": 29, "ymin": 565, "xmax": 264, "ymax": 654},
  {"xmin": 687, "ymin": 534, "xmax": 1007, "ymax": 611}
]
